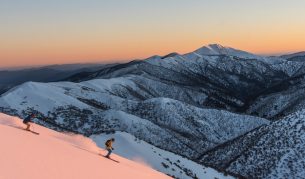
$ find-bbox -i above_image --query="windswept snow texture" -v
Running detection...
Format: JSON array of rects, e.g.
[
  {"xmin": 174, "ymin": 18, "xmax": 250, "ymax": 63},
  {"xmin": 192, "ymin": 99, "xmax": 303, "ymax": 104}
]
[
  {"xmin": 92, "ymin": 132, "xmax": 233, "ymax": 179},
  {"xmin": 198, "ymin": 109, "xmax": 305, "ymax": 179},
  {"xmin": 0, "ymin": 113, "xmax": 170, "ymax": 179}
]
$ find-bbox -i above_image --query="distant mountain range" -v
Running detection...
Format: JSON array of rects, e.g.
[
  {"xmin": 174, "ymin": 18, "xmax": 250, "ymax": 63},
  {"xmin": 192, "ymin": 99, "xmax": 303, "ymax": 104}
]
[
  {"xmin": 1, "ymin": 44, "xmax": 305, "ymax": 178},
  {"xmin": 0, "ymin": 63, "xmax": 116, "ymax": 94}
]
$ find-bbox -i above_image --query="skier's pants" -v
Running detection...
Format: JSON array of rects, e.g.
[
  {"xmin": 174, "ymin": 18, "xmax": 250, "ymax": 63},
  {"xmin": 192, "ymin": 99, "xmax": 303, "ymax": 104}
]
[{"xmin": 106, "ymin": 149, "xmax": 112, "ymax": 157}]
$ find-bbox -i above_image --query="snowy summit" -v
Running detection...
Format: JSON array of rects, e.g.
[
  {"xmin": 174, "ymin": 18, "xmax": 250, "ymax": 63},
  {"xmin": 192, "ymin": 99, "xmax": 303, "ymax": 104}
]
[{"xmin": 193, "ymin": 44, "xmax": 262, "ymax": 59}]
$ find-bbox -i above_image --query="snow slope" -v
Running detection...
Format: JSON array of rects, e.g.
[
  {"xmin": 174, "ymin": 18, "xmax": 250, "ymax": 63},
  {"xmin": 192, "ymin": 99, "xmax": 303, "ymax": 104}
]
[
  {"xmin": 0, "ymin": 113, "xmax": 170, "ymax": 179},
  {"xmin": 92, "ymin": 132, "xmax": 233, "ymax": 179},
  {"xmin": 199, "ymin": 109, "xmax": 305, "ymax": 178},
  {"xmin": 193, "ymin": 44, "xmax": 262, "ymax": 59}
]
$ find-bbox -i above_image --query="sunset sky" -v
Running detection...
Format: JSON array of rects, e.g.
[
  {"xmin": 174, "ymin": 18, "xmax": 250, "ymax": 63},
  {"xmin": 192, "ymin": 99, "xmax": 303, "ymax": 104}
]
[{"xmin": 1, "ymin": 0, "xmax": 305, "ymax": 68}]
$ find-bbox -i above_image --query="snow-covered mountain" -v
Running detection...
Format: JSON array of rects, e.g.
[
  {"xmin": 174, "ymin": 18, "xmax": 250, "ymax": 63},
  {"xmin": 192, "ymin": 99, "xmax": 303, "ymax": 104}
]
[
  {"xmin": 0, "ymin": 113, "xmax": 170, "ymax": 179},
  {"xmin": 1, "ymin": 44, "xmax": 305, "ymax": 178},
  {"xmin": 62, "ymin": 44, "xmax": 305, "ymax": 119},
  {"xmin": 198, "ymin": 109, "xmax": 305, "ymax": 179},
  {"xmin": 192, "ymin": 44, "xmax": 263, "ymax": 59},
  {"xmin": 0, "ymin": 80, "xmax": 268, "ymax": 163}
]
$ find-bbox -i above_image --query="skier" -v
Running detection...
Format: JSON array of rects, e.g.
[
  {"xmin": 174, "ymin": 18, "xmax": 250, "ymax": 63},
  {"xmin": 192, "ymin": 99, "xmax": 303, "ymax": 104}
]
[
  {"xmin": 105, "ymin": 138, "xmax": 115, "ymax": 158},
  {"xmin": 23, "ymin": 113, "xmax": 36, "ymax": 131}
]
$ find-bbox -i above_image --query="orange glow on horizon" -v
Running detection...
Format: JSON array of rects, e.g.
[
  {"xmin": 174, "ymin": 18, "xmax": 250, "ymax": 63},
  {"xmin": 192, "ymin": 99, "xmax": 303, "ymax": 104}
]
[
  {"xmin": 1, "ymin": 36, "xmax": 305, "ymax": 68},
  {"xmin": 1, "ymin": 0, "xmax": 305, "ymax": 68}
]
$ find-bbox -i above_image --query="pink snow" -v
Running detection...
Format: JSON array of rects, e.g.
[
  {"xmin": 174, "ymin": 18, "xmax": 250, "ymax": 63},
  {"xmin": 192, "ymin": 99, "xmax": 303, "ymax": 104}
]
[{"xmin": 0, "ymin": 113, "xmax": 170, "ymax": 179}]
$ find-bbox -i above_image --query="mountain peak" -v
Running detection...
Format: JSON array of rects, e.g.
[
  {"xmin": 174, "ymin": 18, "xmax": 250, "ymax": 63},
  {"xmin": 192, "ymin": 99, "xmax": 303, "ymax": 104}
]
[
  {"xmin": 207, "ymin": 43, "xmax": 226, "ymax": 49},
  {"xmin": 194, "ymin": 44, "xmax": 261, "ymax": 59},
  {"xmin": 196, "ymin": 44, "xmax": 229, "ymax": 55}
]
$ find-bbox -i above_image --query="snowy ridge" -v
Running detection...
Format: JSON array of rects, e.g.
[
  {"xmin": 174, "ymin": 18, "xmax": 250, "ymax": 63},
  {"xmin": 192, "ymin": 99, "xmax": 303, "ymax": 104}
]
[
  {"xmin": 193, "ymin": 44, "xmax": 262, "ymax": 59},
  {"xmin": 199, "ymin": 109, "xmax": 305, "ymax": 178},
  {"xmin": 0, "ymin": 113, "xmax": 169, "ymax": 179},
  {"xmin": 0, "ymin": 81, "xmax": 90, "ymax": 113}
]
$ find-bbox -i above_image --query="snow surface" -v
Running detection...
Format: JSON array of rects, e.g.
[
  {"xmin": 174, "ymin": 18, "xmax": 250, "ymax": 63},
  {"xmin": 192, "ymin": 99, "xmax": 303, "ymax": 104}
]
[
  {"xmin": 193, "ymin": 44, "xmax": 260, "ymax": 59},
  {"xmin": 92, "ymin": 132, "xmax": 234, "ymax": 179},
  {"xmin": 0, "ymin": 113, "xmax": 170, "ymax": 179},
  {"xmin": 0, "ymin": 82, "xmax": 90, "ymax": 114},
  {"xmin": 199, "ymin": 109, "xmax": 305, "ymax": 178}
]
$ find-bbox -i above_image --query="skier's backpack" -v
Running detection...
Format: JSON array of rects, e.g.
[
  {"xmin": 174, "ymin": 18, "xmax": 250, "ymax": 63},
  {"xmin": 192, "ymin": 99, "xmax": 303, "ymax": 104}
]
[{"xmin": 105, "ymin": 140, "xmax": 111, "ymax": 147}]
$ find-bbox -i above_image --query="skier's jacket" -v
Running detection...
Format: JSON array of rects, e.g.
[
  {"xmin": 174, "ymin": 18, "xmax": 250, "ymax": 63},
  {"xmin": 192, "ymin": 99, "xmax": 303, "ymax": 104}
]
[
  {"xmin": 23, "ymin": 115, "xmax": 34, "ymax": 123},
  {"xmin": 105, "ymin": 140, "xmax": 113, "ymax": 150}
]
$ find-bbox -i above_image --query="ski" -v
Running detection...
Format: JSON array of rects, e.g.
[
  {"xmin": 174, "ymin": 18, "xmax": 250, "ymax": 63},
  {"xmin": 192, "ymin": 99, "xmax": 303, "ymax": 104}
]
[
  {"xmin": 99, "ymin": 154, "xmax": 119, "ymax": 163},
  {"xmin": 6, "ymin": 125, "xmax": 40, "ymax": 135},
  {"xmin": 104, "ymin": 156, "xmax": 119, "ymax": 163},
  {"xmin": 23, "ymin": 129, "xmax": 40, "ymax": 135}
]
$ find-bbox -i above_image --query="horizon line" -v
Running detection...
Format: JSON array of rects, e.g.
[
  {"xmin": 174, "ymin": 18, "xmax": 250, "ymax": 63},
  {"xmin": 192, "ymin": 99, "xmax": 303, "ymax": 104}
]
[{"xmin": 1, "ymin": 45, "xmax": 304, "ymax": 70}]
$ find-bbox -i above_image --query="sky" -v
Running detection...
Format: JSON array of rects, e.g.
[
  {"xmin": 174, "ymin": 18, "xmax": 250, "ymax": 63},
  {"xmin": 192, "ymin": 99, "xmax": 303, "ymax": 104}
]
[{"xmin": 1, "ymin": 0, "xmax": 305, "ymax": 68}]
